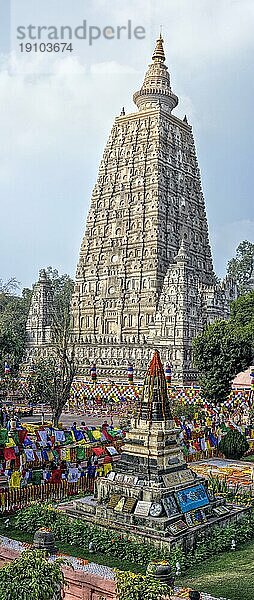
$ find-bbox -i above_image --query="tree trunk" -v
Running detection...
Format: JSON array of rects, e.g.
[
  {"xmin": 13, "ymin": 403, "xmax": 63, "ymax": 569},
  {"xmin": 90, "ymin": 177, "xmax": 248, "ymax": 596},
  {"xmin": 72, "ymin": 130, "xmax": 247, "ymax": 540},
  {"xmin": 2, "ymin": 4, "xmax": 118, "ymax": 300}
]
[{"xmin": 52, "ymin": 405, "xmax": 63, "ymax": 427}]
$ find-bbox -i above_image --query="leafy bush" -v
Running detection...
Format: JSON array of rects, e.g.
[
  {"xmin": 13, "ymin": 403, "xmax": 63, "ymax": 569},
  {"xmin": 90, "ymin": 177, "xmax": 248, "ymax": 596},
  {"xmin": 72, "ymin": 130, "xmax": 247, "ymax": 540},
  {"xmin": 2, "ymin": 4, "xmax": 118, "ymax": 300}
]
[
  {"xmin": 0, "ymin": 549, "xmax": 64, "ymax": 600},
  {"xmin": 115, "ymin": 569, "xmax": 169, "ymax": 600},
  {"xmin": 14, "ymin": 504, "xmax": 167, "ymax": 566},
  {"xmin": 219, "ymin": 429, "xmax": 249, "ymax": 459}
]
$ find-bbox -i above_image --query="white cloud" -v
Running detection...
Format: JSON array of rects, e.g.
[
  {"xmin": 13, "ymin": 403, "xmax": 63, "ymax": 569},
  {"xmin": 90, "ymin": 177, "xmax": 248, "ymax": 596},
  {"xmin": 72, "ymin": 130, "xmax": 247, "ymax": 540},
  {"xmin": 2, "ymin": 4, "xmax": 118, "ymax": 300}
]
[
  {"xmin": 10, "ymin": 0, "xmax": 254, "ymax": 78},
  {"xmin": 153, "ymin": 0, "xmax": 254, "ymax": 65},
  {"xmin": 0, "ymin": 53, "xmax": 138, "ymax": 170},
  {"xmin": 89, "ymin": 0, "xmax": 254, "ymax": 66},
  {"xmin": 91, "ymin": 61, "xmax": 138, "ymax": 75},
  {"xmin": 0, "ymin": 51, "xmax": 141, "ymax": 285}
]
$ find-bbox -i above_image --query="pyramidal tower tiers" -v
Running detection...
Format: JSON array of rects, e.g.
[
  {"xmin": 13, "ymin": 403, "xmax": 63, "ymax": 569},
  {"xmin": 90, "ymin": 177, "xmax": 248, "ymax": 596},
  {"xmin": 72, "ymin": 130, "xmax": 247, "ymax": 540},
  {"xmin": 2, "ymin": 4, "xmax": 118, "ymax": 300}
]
[{"xmin": 71, "ymin": 36, "xmax": 235, "ymax": 383}]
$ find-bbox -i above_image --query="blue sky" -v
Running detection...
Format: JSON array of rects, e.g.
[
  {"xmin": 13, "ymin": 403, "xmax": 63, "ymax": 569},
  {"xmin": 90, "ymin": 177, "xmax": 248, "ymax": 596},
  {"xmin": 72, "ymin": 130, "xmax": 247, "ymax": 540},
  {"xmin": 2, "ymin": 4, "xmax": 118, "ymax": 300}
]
[{"xmin": 0, "ymin": 0, "xmax": 253, "ymax": 290}]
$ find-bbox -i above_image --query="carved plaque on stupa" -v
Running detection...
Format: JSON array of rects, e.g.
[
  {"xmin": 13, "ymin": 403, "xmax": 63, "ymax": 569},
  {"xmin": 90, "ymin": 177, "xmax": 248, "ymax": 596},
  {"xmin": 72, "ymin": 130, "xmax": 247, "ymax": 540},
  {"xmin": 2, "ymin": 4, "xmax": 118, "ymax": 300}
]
[
  {"xmin": 114, "ymin": 497, "xmax": 126, "ymax": 513},
  {"xmin": 178, "ymin": 470, "xmax": 194, "ymax": 483},
  {"xmin": 123, "ymin": 475, "xmax": 139, "ymax": 486},
  {"xmin": 107, "ymin": 494, "xmax": 122, "ymax": 509},
  {"xmin": 162, "ymin": 495, "xmax": 179, "ymax": 517},
  {"xmin": 123, "ymin": 497, "xmax": 137, "ymax": 514},
  {"xmin": 169, "ymin": 520, "xmax": 188, "ymax": 535},
  {"xmin": 134, "ymin": 500, "xmax": 152, "ymax": 517},
  {"xmin": 162, "ymin": 473, "xmax": 180, "ymax": 487}
]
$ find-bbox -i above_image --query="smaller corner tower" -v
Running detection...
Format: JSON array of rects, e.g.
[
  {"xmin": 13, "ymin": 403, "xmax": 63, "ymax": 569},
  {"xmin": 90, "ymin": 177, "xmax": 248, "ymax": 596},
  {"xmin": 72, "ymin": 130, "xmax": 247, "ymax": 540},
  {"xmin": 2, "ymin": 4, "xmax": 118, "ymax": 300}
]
[{"xmin": 26, "ymin": 269, "xmax": 53, "ymax": 358}]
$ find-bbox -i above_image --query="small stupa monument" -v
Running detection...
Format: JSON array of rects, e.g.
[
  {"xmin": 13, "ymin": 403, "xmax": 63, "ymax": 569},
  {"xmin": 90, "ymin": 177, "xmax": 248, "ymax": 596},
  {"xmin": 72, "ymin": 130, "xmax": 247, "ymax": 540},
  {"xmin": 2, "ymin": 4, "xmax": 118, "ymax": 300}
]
[{"xmin": 70, "ymin": 350, "xmax": 245, "ymax": 547}]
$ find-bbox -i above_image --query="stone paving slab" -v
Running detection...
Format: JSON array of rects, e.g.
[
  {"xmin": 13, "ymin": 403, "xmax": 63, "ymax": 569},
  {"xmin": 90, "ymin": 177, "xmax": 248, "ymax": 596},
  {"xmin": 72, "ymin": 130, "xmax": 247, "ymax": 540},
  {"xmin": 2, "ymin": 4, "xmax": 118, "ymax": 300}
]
[{"xmin": 174, "ymin": 590, "xmax": 228, "ymax": 600}]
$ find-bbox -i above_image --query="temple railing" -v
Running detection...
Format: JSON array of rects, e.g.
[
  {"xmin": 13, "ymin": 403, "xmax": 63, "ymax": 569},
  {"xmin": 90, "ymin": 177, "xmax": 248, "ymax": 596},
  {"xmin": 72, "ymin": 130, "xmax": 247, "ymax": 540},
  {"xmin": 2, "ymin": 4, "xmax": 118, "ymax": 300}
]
[
  {"xmin": 0, "ymin": 477, "xmax": 95, "ymax": 514},
  {"xmin": 185, "ymin": 448, "xmax": 221, "ymax": 463}
]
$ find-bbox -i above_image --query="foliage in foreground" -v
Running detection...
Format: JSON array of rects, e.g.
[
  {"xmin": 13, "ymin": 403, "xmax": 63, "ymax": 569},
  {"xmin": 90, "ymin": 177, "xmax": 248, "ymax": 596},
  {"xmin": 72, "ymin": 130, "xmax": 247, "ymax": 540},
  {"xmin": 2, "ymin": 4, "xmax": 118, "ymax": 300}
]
[
  {"xmin": 13, "ymin": 503, "xmax": 254, "ymax": 573},
  {"xmin": 0, "ymin": 549, "xmax": 64, "ymax": 600},
  {"xmin": 14, "ymin": 504, "xmax": 163, "ymax": 567},
  {"xmin": 115, "ymin": 570, "xmax": 169, "ymax": 600}
]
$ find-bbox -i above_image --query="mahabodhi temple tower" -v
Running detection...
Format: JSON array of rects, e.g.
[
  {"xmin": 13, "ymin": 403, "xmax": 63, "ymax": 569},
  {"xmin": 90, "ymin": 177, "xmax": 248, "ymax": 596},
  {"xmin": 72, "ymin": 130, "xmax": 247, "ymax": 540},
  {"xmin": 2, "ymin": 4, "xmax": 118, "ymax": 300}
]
[{"xmin": 71, "ymin": 35, "xmax": 235, "ymax": 383}]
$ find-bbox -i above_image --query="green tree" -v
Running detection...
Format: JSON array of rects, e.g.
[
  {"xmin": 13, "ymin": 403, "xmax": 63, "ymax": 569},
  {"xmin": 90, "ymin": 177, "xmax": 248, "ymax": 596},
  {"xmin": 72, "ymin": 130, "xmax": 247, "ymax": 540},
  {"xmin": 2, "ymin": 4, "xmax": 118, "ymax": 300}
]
[
  {"xmin": 193, "ymin": 320, "xmax": 253, "ymax": 403},
  {"xmin": 0, "ymin": 549, "xmax": 64, "ymax": 600},
  {"xmin": 0, "ymin": 270, "xmax": 76, "ymax": 420},
  {"xmin": 227, "ymin": 240, "xmax": 254, "ymax": 295},
  {"xmin": 0, "ymin": 281, "xmax": 32, "ymax": 374},
  {"xmin": 219, "ymin": 429, "xmax": 249, "ymax": 459},
  {"xmin": 230, "ymin": 290, "xmax": 254, "ymax": 332},
  {"xmin": 0, "ymin": 374, "xmax": 20, "ymax": 405},
  {"xmin": 25, "ymin": 268, "xmax": 76, "ymax": 426},
  {"xmin": 193, "ymin": 288, "xmax": 254, "ymax": 403},
  {"xmin": 26, "ymin": 352, "xmax": 76, "ymax": 426}
]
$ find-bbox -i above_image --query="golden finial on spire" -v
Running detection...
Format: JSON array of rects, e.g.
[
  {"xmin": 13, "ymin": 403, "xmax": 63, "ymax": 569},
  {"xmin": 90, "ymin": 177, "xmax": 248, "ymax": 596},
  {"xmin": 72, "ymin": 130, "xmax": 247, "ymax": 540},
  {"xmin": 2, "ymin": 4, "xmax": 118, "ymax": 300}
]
[{"xmin": 152, "ymin": 33, "xmax": 165, "ymax": 62}]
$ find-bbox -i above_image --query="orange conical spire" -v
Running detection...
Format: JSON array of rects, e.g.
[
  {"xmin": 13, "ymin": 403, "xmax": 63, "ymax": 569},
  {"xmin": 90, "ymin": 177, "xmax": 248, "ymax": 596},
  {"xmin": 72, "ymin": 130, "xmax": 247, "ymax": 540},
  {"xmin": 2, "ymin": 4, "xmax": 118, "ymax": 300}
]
[
  {"xmin": 148, "ymin": 349, "xmax": 165, "ymax": 376},
  {"xmin": 139, "ymin": 350, "xmax": 172, "ymax": 422},
  {"xmin": 152, "ymin": 33, "xmax": 165, "ymax": 63}
]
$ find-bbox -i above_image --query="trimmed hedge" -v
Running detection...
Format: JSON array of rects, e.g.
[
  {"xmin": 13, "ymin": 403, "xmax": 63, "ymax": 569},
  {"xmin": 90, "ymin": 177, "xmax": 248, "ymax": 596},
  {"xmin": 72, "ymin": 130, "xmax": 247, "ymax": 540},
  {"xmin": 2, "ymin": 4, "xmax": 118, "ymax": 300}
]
[
  {"xmin": 0, "ymin": 549, "xmax": 64, "ymax": 600},
  {"xmin": 14, "ymin": 504, "xmax": 165, "ymax": 566},
  {"xmin": 13, "ymin": 503, "xmax": 254, "ymax": 571}
]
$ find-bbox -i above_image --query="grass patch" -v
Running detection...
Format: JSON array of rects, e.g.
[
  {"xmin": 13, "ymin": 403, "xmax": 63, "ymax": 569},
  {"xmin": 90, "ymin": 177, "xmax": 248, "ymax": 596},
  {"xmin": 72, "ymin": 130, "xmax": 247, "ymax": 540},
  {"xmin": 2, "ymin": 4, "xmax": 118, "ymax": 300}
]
[
  {"xmin": 0, "ymin": 527, "xmax": 34, "ymax": 544},
  {"xmin": 179, "ymin": 540, "xmax": 254, "ymax": 600},
  {"xmin": 241, "ymin": 455, "xmax": 254, "ymax": 463},
  {"xmin": 0, "ymin": 523, "xmax": 145, "ymax": 574}
]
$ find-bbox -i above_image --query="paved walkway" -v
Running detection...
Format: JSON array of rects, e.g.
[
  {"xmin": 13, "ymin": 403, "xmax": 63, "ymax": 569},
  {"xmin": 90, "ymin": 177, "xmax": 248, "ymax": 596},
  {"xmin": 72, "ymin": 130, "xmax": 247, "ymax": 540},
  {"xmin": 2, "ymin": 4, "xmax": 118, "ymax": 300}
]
[
  {"xmin": 24, "ymin": 411, "xmax": 120, "ymax": 428},
  {"xmin": 0, "ymin": 535, "xmax": 114, "ymax": 580},
  {"xmin": 0, "ymin": 535, "xmax": 228, "ymax": 599}
]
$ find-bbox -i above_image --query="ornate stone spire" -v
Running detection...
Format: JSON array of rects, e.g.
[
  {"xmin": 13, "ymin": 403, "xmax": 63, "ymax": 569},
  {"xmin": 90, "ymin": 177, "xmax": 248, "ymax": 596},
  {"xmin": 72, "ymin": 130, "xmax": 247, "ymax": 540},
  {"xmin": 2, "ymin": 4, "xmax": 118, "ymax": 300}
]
[
  {"xmin": 133, "ymin": 34, "xmax": 178, "ymax": 113},
  {"xmin": 152, "ymin": 33, "xmax": 166, "ymax": 62},
  {"xmin": 139, "ymin": 350, "xmax": 172, "ymax": 422},
  {"xmin": 72, "ymin": 33, "xmax": 232, "ymax": 384}
]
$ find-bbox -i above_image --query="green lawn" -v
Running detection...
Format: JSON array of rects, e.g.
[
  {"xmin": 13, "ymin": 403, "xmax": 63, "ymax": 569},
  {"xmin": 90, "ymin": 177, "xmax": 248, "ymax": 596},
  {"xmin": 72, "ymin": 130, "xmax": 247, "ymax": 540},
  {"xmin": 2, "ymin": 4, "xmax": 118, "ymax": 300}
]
[{"xmin": 179, "ymin": 540, "xmax": 254, "ymax": 600}]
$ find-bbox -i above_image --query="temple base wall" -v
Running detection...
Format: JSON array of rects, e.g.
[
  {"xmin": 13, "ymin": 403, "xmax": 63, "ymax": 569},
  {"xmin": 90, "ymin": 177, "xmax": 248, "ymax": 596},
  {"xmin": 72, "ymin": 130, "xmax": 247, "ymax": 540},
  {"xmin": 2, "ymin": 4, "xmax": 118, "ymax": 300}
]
[{"xmin": 63, "ymin": 499, "xmax": 248, "ymax": 553}]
